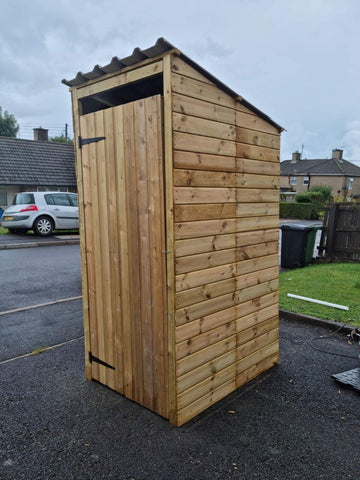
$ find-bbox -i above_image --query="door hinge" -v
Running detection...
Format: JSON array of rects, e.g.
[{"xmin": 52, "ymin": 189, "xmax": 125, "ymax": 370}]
[
  {"xmin": 89, "ymin": 352, "xmax": 115, "ymax": 370},
  {"xmin": 78, "ymin": 136, "xmax": 105, "ymax": 148}
]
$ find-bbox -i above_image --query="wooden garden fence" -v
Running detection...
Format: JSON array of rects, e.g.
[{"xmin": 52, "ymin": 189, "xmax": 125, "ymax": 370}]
[{"xmin": 318, "ymin": 203, "xmax": 360, "ymax": 261}]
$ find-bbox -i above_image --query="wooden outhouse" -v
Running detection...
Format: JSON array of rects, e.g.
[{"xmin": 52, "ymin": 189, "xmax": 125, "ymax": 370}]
[{"xmin": 63, "ymin": 38, "xmax": 283, "ymax": 426}]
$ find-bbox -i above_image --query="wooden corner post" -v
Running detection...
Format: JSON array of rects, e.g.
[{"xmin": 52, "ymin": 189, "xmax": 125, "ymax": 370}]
[{"xmin": 163, "ymin": 52, "xmax": 177, "ymax": 425}]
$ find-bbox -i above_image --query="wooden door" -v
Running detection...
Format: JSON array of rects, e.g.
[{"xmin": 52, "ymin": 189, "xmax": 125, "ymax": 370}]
[{"xmin": 79, "ymin": 95, "xmax": 168, "ymax": 418}]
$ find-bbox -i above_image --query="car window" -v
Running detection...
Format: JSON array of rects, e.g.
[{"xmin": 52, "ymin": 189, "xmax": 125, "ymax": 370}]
[
  {"xmin": 13, "ymin": 193, "xmax": 35, "ymax": 205},
  {"xmin": 68, "ymin": 194, "xmax": 78, "ymax": 207},
  {"xmin": 44, "ymin": 194, "xmax": 55, "ymax": 205},
  {"xmin": 45, "ymin": 194, "xmax": 71, "ymax": 206}
]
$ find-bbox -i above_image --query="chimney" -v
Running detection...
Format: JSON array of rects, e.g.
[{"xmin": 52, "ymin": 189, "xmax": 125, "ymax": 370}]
[
  {"xmin": 33, "ymin": 127, "xmax": 49, "ymax": 141},
  {"xmin": 332, "ymin": 148, "xmax": 343, "ymax": 160},
  {"xmin": 291, "ymin": 151, "xmax": 301, "ymax": 163}
]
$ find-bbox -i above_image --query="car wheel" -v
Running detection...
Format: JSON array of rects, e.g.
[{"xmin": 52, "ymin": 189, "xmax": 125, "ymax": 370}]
[{"xmin": 33, "ymin": 216, "xmax": 54, "ymax": 237}]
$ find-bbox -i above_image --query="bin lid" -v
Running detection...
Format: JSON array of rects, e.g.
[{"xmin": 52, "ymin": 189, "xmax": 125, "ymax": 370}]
[{"xmin": 280, "ymin": 223, "xmax": 313, "ymax": 231}]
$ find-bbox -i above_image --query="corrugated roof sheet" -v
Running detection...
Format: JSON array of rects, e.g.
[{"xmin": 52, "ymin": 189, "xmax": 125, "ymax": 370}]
[
  {"xmin": 0, "ymin": 137, "xmax": 76, "ymax": 186},
  {"xmin": 62, "ymin": 37, "xmax": 283, "ymax": 132},
  {"xmin": 280, "ymin": 157, "xmax": 360, "ymax": 176}
]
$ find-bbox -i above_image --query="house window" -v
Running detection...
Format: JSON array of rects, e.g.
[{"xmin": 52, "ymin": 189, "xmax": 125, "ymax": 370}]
[
  {"xmin": 303, "ymin": 177, "xmax": 309, "ymax": 186},
  {"xmin": 346, "ymin": 178, "xmax": 354, "ymax": 190},
  {"xmin": 290, "ymin": 177, "xmax": 297, "ymax": 185},
  {"xmin": 0, "ymin": 191, "xmax": 7, "ymax": 206}
]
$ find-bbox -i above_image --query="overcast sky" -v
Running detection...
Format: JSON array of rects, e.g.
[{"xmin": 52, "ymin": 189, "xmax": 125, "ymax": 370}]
[{"xmin": 1, "ymin": 0, "xmax": 359, "ymax": 164}]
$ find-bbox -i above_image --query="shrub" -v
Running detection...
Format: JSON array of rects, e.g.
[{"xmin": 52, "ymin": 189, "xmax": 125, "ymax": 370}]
[
  {"xmin": 295, "ymin": 191, "xmax": 325, "ymax": 219},
  {"xmin": 309, "ymin": 185, "xmax": 332, "ymax": 203},
  {"xmin": 280, "ymin": 202, "xmax": 313, "ymax": 219},
  {"xmin": 295, "ymin": 192, "xmax": 312, "ymax": 203}
]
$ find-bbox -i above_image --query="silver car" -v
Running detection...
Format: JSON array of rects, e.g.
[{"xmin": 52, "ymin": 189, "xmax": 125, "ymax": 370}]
[{"xmin": 1, "ymin": 192, "xmax": 78, "ymax": 237}]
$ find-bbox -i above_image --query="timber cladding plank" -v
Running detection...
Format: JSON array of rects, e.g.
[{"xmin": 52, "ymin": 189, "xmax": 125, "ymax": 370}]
[
  {"xmin": 123, "ymin": 101, "xmax": 143, "ymax": 402},
  {"xmin": 175, "ymin": 278, "xmax": 279, "ymax": 326},
  {"xmin": 179, "ymin": 319, "xmax": 278, "ymax": 408},
  {"xmin": 175, "ymin": 297, "xmax": 278, "ymax": 363},
  {"xmin": 173, "ymin": 112, "xmax": 236, "ymax": 141},
  {"xmin": 163, "ymin": 53, "xmax": 177, "ymax": 423},
  {"xmin": 174, "ymin": 132, "xmax": 235, "ymax": 157},
  {"xmin": 236, "ymin": 158, "xmax": 280, "ymax": 176},
  {"xmin": 175, "ymin": 216, "xmax": 279, "ymax": 239},
  {"xmin": 176, "ymin": 266, "xmax": 278, "ymax": 309},
  {"xmin": 174, "ymin": 169, "xmax": 279, "ymax": 189},
  {"xmin": 177, "ymin": 344, "xmax": 278, "ymax": 418},
  {"xmin": 173, "ymin": 92, "xmax": 235, "ymax": 125},
  {"xmin": 174, "ymin": 203, "xmax": 279, "ymax": 222},
  {"xmin": 175, "ymin": 228, "xmax": 278, "ymax": 257},
  {"xmin": 79, "ymin": 112, "xmax": 99, "ymax": 382},
  {"xmin": 172, "ymin": 72, "xmax": 236, "ymax": 109},
  {"xmin": 236, "ymin": 128, "xmax": 280, "ymax": 150},
  {"xmin": 135, "ymin": 98, "xmax": 154, "ymax": 409},
  {"xmin": 175, "ymin": 242, "xmax": 278, "ymax": 275},
  {"xmin": 173, "ymin": 151, "xmax": 279, "ymax": 175},
  {"xmin": 236, "ymin": 142, "xmax": 280, "ymax": 162},
  {"xmin": 236, "ymin": 108, "xmax": 280, "ymax": 135},
  {"xmin": 176, "ymin": 327, "xmax": 279, "ymax": 394},
  {"xmin": 176, "ymin": 253, "xmax": 279, "ymax": 291},
  {"xmin": 174, "ymin": 151, "xmax": 236, "ymax": 172},
  {"xmin": 145, "ymin": 95, "xmax": 169, "ymax": 417},
  {"xmin": 176, "ymin": 307, "xmax": 278, "ymax": 360},
  {"xmin": 174, "ymin": 187, "xmax": 279, "ymax": 204},
  {"xmin": 172, "ymin": 56, "xmax": 214, "ymax": 85},
  {"xmin": 174, "ymin": 169, "xmax": 235, "ymax": 187}
]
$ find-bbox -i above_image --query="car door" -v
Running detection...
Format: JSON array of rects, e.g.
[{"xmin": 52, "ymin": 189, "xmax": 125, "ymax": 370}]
[{"xmin": 44, "ymin": 193, "xmax": 77, "ymax": 228}]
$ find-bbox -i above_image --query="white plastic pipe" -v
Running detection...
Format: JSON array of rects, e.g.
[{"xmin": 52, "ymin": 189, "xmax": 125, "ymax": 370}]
[{"xmin": 287, "ymin": 293, "xmax": 349, "ymax": 311}]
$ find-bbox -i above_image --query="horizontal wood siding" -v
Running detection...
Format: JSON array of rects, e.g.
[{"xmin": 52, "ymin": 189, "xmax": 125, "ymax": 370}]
[{"xmin": 171, "ymin": 55, "xmax": 280, "ymax": 425}]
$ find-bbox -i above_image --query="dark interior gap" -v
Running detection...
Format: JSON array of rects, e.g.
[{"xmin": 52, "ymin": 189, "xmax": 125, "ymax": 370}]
[{"xmin": 80, "ymin": 74, "xmax": 164, "ymax": 114}]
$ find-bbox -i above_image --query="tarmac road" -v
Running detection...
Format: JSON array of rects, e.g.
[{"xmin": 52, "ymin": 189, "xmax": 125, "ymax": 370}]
[
  {"xmin": 0, "ymin": 317, "xmax": 359, "ymax": 479},
  {"xmin": 0, "ymin": 244, "xmax": 82, "ymax": 312}
]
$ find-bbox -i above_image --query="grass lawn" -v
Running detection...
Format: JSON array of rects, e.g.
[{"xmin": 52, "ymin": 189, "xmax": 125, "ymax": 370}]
[{"xmin": 280, "ymin": 262, "xmax": 360, "ymax": 327}]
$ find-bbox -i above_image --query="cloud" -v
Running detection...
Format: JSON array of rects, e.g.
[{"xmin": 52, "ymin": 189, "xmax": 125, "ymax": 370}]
[{"xmin": 341, "ymin": 122, "xmax": 360, "ymax": 166}]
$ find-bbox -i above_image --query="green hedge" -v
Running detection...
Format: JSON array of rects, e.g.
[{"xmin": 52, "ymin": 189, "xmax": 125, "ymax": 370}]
[
  {"xmin": 295, "ymin": 191, "xmax": 324, "ymax": 219},
  {"xmin": 280, "ymin": 202, "xmax": 313, "ymax": 219}
]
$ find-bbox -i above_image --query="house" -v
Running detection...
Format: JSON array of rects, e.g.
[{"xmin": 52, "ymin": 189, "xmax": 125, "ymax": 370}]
[
  {"xmin": 0, "ymin": 128, "xmax": 76, "ymax": 208},
  {"xmin": 280, "ymin": 149, "xmax": 360, "ymax": 199}
]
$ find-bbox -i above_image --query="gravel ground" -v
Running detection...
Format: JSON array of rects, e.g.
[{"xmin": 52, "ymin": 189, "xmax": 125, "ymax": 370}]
[{"xmin": 1, "ymin": 317, "xmax": 359, "ymax": 480}]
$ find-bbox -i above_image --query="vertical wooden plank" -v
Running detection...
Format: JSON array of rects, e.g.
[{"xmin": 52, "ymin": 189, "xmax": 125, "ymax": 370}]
[
  {"xmin": 135, "ymin": 98, "xmax": 153, "ymax": 409},
  {"xmin": 114, "ymin": 104, "xmax": 130, "ymax": 395},
  {"xmin": 163, "ymin": 53, "xmax": 177, "ymax": 424},
  {"xmin": 146, "ymin": 95, "xmax": 168, "ymax": 417},
  {"xmin": 92, "ymin": 110, "xmax": 108, "ymax": 386},
  {"xmin": 82, "ymin": 112, "xmax": 100, "ymax": 382},
  {"xmin": 123, "ymin": 101, "xmax": 143, "ymax": 402},
  {"xmin": 102, "ymin": 108, "xmax": 118, "ymax": 390},
  {"xmin": 74, "ymin": 89, "xmax": 92, "ymax": 381}
]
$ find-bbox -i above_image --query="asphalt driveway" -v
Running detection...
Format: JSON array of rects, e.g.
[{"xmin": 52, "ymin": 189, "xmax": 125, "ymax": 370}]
[{"xmin": 1, "ymin": 316, "xmax": 359, "ymax": 480}]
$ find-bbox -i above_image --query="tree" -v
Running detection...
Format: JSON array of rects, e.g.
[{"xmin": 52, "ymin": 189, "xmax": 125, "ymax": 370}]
[
  {"xmin": 0, "ymin": 107, "xmax": 19, "ymax": 137},
  {"xmin": 49, "ymin": 133, "xmax": 74, "ymax": 145}
]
